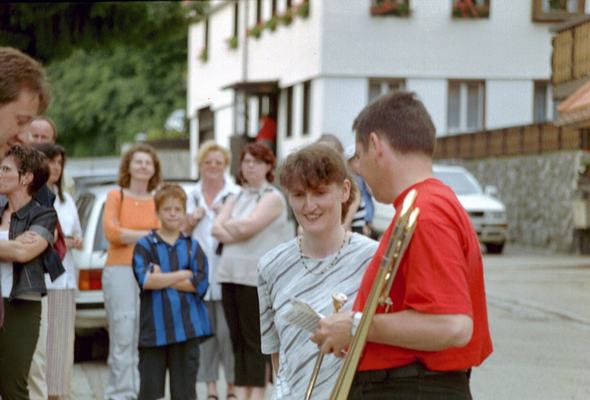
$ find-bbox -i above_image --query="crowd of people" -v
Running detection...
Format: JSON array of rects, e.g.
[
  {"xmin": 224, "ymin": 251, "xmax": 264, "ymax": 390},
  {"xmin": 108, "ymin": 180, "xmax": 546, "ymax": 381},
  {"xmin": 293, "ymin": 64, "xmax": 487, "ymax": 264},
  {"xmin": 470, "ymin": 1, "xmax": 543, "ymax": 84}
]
[{"xmin": 0, "ymin": 45, "xmax": 492, "ymax": 400}]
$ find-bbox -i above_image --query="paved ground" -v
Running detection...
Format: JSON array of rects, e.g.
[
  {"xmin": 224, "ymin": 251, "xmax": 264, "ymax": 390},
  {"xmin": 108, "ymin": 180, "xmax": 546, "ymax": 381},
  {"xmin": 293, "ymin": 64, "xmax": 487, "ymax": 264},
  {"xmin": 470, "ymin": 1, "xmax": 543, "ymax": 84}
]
[{"xmin": 71, "ymin": 245, "xmax": 590, "ymax": 399}]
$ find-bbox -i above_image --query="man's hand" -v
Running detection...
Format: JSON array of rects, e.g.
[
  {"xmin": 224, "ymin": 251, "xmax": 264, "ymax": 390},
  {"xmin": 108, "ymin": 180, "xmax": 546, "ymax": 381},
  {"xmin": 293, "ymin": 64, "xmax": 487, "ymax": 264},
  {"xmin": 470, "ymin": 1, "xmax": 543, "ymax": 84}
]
[
  {"xmin": 181, "ymin": 269, "xmax": 193, "ymax": 279},
  {"xmin": 15, "ymin": 231, "xmax": 38, "ymax": 245},
  {"xmin": 310, "ymin": 311, "xmax": 354, "ymax": 358}
]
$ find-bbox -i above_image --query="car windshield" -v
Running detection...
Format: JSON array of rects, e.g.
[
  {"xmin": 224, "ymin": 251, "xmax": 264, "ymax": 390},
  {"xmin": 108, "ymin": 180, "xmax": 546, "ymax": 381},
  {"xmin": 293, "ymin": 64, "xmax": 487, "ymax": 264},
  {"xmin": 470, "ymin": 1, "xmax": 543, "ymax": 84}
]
[
  {"xmin": 434, "ymin": 170, "xmax": 482, "ymax": 195},
  {"xmin": 76, "ymin": 193, "xmax": 95, "ymax": 233}
]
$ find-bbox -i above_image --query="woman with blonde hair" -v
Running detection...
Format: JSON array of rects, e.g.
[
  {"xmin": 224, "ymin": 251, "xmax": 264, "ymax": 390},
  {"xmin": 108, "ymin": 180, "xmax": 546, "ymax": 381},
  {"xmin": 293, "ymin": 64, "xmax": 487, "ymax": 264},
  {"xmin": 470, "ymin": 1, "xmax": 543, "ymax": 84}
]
[
  {"xmin": 102, "ymin": 143, "xmax": 162, "ymax": 400},
  {"xmin": 185, "ymin": 140, "xmax": 238, "ymax": 400}
]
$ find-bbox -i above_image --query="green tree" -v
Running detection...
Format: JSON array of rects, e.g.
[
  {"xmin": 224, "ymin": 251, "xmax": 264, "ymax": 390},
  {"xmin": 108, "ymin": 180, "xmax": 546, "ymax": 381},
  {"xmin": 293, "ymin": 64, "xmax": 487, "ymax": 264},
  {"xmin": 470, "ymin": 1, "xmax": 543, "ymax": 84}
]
[
  {"xmin": 47, "ymin": 29, "xmax": 188, "ymax": 156},
  {"xmin": 0, "ymin": 2, "xmax": 198, "ymax": 63},
  {"xmin": 0, "ymin": 2, "xmax": 209, "ymax": 156}
]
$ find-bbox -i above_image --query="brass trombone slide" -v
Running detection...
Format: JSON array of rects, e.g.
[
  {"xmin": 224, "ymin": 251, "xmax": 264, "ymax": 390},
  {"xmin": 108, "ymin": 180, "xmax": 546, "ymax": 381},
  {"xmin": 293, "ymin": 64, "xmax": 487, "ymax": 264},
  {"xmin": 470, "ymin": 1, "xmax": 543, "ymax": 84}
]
[
  {"xmin": 304, "ymin": 292, "xmax": 348, "ymax": 400},
  {"xmin": 329, "ymin": 189, "xmax": 420, "ymax": 400}
]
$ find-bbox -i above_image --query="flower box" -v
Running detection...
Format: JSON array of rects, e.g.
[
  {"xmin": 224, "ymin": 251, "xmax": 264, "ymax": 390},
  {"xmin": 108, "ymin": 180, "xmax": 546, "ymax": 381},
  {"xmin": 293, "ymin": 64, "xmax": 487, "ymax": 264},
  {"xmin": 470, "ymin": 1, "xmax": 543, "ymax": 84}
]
[
  {"xmin": 199, "ymin": 48, "xmax": 208, "ymax": 62},
  {"xmin": 370, "ymin": 0, "xmax": 410, "ymax": 17},
  {"xmin": 452, "ymin": 0, "xmax": 490, "ymax": 18},
  {"xmin": 247, "ymin": 23, "xmax": 264, "ymax": 39},
  {"xmin": 226, "ymin": 36, "xmax": 238, "ymax": 50}
]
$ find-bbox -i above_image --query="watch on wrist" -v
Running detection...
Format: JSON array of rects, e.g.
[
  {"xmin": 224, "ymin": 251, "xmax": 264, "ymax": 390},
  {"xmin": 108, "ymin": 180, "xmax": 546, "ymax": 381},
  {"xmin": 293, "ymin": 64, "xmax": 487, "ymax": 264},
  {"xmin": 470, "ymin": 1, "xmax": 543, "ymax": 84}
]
[{"xmin": 351, "ymin": 311, "xmax": 362, "ymax": 337}]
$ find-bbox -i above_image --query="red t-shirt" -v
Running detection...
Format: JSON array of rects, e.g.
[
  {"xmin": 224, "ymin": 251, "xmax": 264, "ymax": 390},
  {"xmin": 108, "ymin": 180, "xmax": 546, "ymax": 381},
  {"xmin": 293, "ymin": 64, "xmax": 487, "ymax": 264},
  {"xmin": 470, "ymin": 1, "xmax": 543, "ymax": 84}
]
[{"xmin": 353, "ymin": 178, "xmax": 493, "ymax": 371}]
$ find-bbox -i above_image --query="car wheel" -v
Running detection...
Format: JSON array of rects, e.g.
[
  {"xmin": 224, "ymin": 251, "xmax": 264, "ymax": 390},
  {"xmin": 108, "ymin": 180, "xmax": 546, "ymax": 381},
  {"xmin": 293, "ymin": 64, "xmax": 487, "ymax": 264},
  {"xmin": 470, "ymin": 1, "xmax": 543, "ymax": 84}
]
[{"xmin": 485, "ymin": 242, "xmax": 505, "ymax": 254}]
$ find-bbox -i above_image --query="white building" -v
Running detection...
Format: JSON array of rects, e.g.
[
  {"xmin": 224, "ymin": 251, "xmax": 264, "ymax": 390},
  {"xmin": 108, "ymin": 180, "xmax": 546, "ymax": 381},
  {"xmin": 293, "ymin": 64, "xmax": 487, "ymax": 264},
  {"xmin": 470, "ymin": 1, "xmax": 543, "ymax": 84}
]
[{"xmin": 187, "ymin": 0, "xmax": 590, "ymax": 176}]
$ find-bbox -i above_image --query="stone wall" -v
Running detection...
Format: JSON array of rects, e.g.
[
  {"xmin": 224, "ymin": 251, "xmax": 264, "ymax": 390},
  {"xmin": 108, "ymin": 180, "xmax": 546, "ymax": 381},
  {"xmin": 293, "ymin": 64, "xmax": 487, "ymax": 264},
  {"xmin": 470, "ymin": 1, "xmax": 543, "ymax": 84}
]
[{"xmin": 439, "ymin": 151, "xmax": 586, "ymax": 253}]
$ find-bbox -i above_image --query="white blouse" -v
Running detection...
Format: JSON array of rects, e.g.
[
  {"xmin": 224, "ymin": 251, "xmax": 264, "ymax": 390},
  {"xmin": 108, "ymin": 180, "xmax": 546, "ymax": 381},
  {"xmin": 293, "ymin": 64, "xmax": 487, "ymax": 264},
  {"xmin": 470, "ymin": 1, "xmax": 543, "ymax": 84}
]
[
  {"xmin": 45, "ymin": 191, "xmax": 82, "ymax": 290},
  {"xmin": 187, "ymin": 179, "xmax": 239, "ymax": 301}
]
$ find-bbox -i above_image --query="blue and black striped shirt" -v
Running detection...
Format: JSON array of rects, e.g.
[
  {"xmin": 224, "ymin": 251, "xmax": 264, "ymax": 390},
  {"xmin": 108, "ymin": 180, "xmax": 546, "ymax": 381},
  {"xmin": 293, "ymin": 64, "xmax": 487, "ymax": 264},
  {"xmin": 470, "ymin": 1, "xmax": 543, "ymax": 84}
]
[{"xmin": 133, "ymin": 231, "xmax": 212, "ymax": 347}]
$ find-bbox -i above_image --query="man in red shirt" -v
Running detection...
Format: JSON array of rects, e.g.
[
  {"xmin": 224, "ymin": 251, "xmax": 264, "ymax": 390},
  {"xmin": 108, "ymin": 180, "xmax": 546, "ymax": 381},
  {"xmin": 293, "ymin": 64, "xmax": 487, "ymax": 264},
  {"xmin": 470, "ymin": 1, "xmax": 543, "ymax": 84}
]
[{"xmin": 311, "ymin": 91, "xmax": 492, "ymax": 399}]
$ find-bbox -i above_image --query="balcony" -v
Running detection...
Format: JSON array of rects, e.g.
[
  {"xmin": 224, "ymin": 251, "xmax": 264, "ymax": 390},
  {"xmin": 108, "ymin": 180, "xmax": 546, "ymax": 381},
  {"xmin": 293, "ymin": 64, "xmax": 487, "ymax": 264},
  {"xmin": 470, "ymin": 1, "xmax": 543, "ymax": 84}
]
[
  {"xmin": 552, "ymin": 15, "xmax": 590, "ymax": 95},
  {"xmin": 435, "ymin": 122, "xmax": 589, "ymax": 160}
]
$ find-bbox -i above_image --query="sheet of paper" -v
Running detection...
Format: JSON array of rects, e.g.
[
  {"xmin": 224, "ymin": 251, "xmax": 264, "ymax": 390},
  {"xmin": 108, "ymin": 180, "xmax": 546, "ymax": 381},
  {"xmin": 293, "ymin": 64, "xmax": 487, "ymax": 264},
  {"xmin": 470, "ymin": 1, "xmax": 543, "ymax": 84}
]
[{"xmin": 282, "ymin": 297, "xmax": 323, "ymax": 332}]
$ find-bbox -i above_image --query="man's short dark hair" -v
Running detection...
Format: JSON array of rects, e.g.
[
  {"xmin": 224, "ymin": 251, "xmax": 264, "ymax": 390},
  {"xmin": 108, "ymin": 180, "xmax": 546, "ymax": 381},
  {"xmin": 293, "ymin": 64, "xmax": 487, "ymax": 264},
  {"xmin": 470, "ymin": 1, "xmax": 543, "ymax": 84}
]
[
  {"xmin": 352, "ymin": 91, "xmax": 436, "ymax": 156},
  {"xmin": 0, "ymin": 47, "xmax": 49, "ymax": 113}
]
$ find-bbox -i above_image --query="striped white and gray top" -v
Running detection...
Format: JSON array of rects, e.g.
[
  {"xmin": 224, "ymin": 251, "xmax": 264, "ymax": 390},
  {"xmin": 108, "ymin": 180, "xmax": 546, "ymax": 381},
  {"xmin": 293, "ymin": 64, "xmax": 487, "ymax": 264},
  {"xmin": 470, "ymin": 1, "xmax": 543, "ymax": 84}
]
[{"xmin": 258, "ymin": 233, "xmax": 378, "ymax": 400}]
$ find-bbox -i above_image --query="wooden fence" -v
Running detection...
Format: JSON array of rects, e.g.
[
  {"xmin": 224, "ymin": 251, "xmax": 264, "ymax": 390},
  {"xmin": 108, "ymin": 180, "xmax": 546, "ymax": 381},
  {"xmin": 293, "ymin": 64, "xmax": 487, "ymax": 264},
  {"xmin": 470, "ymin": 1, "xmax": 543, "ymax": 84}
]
[
  {"xmin": 552, "ymin": 17, "xmax": 590, "ymax": 85},
  {"xmin": 435, "ymin": 122, "xmax": 589, "ymax": 160}
]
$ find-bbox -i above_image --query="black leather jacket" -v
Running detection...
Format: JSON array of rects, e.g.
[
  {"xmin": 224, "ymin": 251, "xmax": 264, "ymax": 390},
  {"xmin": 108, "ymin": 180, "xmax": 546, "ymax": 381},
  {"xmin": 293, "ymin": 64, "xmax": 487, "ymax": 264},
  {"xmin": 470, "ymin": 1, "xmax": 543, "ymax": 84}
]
[{"xmin": 0, "ymin": 198, "xmax": 58, "ymax": 299}]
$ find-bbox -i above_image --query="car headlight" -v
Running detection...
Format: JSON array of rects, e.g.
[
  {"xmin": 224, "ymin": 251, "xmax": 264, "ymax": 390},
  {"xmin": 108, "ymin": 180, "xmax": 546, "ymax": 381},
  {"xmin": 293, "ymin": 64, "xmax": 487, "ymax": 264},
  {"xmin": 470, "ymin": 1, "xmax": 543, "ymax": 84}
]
[{"xmin": 487, "ymin": 211, "xmax": 505, "ymax": 219}]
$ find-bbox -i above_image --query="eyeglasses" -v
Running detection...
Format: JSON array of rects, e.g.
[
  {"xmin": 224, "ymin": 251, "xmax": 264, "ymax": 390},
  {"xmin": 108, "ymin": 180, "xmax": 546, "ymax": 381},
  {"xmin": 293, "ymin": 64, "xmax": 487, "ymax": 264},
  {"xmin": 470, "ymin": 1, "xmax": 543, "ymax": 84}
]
[{"xmin": 241, "ymin": 158, "xmax": 265, "ymax": 166}]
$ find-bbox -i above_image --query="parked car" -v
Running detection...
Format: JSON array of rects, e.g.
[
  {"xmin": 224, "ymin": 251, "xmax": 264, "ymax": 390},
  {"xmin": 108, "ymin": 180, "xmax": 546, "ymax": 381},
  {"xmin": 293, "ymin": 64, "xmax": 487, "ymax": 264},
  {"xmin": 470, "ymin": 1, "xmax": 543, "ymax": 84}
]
[
  {"xmin": 72, "ymin": 180, "xmax": 196, "ymax": 332},
  {"xmin": 371, "ymin": 165, "xmax": 508, "ymax": 254}
]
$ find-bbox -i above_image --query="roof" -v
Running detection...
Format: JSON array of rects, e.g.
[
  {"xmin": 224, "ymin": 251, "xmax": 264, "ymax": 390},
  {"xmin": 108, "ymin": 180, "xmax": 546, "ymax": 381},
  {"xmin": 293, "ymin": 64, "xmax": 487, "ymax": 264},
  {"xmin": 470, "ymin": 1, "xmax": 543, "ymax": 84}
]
[
  {"xmin": 556, "ymin": 80, "xmax": 590, "ymax": 127},
  {"xmin": 222, "ymin": 80, "xmax": 279, "ymax": 95}
]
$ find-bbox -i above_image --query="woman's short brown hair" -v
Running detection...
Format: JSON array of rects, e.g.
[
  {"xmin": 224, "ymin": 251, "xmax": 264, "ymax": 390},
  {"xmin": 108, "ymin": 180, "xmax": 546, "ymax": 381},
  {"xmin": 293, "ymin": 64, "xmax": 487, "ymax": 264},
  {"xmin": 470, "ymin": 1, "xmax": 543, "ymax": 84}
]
[
  {"xmin": 5, "ymin": 144, "xmax": 49, "ymax": 195},
  {"xmin": 196, "ymin": 140, "xmax": 231, "ymax": 167},
  {"xmin": 117, "ymin": 144, "xmax": 162, "ymax": 192},
  {"xmin": 279, "ymin": 143, "xmax": 358, "ymax": 221},
  {"xmin": 238, "ymin": 142, "xmax": 276, "ymax": 185},
  {"xmin": 154, "ymin": 183, "xmax": 187, "ymax": 212}
]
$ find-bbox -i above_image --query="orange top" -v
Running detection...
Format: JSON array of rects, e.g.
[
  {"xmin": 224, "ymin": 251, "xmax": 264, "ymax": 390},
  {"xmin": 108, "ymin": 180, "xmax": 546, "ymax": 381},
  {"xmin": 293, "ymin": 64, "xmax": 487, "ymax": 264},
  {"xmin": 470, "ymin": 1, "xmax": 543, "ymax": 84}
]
[{"xmin": 103, "ymin": 189, "xmax": 160, "ymax": 266}]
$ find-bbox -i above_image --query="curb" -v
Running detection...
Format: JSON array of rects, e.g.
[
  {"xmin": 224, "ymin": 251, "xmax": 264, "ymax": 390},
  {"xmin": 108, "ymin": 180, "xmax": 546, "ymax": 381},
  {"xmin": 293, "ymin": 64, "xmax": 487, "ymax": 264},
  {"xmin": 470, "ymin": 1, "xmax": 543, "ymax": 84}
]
[{"xmin": 487, "ymin": 290, "xmax": 590, "ymax": 330}]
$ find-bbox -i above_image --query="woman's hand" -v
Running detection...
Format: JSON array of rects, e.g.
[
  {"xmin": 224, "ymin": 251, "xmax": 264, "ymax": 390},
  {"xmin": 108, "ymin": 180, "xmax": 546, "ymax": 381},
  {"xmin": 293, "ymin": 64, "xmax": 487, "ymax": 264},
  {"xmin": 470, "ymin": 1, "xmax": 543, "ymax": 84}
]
[
  {"xmin": 65, "ymin": 236, "xmax": 83, "ymax": 250},
  {"xmin": 187, "ymin": 207, "xmax": 205, "ymax": 226},
  {"xmin": 15, "ymin": 231, "xmax": 38, "ymax": 245}
]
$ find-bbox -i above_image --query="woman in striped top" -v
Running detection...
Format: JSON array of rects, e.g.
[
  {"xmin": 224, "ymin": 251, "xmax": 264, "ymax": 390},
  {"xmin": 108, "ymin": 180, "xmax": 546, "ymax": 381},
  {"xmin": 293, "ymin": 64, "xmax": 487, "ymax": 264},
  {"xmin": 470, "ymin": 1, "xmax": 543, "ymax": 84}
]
[{"xmin": 258, "ymin": 144, "xmax": 378, "ymax": 400}]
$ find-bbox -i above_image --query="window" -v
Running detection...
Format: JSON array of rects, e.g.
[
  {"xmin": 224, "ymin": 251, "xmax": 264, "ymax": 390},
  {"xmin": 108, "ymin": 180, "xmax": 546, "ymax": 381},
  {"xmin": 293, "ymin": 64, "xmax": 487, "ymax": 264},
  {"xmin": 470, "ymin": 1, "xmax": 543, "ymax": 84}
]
[
  {"xmin": 285, "ymin": 87, "xmax": 293, "ymax": 138},
  {"xmin": 256, "ymin": 0, "xmax": 262, "ymax": 23},
  {"xmin": 286, "ymin": 0, "xmax": 292, "ymax": 8},
  {"xmin": 452, "ymin": 0, "xmax": 490, "ymax": 18},
  {"xmin": 533, "ymin": 81, "xmax": 553, "ymax": 123},
  {"xmin": 532, "ymin": 0, "xmax": 585, "ymax": 22},
  {"xmin": 447, "ymin": 81, "xmax": 485, "ymax": 133},
  {"xmin": 233, "ymin": 3, "xmax": 239, "ymax": 39},
  {"xmin": 199, "ymin": 19, "xmax": 209, "ymax": 62},
  {"xmin": 272, "ymin": 0, "xmax": 278, "ymax": 15},
  {"xmin": 368, "ymin": 79, "xmax": 405, "ymax": 103},
  {"xmin": 302, "ymin": 81, "xmax": 311, "ymax": 135}
]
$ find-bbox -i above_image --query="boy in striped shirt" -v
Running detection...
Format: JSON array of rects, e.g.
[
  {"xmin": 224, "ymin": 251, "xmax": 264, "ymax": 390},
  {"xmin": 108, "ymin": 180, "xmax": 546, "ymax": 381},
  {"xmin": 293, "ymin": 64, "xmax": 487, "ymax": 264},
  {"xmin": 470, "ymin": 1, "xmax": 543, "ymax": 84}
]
[{"xmin": 132, "ymin": 183, "xmax": 211, "ymax": 400}]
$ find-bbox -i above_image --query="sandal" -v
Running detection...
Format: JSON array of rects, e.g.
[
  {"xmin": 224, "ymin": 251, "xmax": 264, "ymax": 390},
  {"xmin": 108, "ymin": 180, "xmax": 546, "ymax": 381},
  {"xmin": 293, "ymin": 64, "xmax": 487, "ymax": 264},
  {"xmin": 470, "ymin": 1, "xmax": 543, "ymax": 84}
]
[
  {"xmin": 226, "ymin": 395, "xmax": 237, "ymax": 399},
  {"xmin": 207, "ymin": 396, "xmax": 218, "ymax": 400}
]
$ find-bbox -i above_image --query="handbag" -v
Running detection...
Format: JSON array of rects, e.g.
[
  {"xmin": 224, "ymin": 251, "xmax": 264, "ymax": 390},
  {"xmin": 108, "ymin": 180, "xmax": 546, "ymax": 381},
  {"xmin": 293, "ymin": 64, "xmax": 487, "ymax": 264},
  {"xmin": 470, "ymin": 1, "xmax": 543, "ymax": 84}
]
[{"xmin": 54, "ymin": 220, "xmax": 67, "ymax": 261}]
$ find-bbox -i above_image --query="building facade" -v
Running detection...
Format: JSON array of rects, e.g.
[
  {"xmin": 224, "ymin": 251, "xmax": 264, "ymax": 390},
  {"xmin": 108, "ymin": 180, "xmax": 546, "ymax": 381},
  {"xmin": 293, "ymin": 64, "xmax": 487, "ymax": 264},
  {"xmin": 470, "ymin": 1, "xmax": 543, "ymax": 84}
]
[{"xmin": 187, "ymin": 0, "xmax": 590, "ymax": 176}]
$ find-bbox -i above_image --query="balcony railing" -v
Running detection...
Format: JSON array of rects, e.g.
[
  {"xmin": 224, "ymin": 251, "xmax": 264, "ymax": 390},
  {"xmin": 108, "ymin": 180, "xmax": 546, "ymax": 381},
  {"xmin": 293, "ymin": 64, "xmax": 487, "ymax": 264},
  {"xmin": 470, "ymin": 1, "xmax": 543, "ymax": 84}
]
[
  {"xmin": 435, "ymin": 122, "xmax": 589, "ymax": 160},
  {"xmin": 552, "ymin": 16, "xmax": 590, "ymax": 86}
]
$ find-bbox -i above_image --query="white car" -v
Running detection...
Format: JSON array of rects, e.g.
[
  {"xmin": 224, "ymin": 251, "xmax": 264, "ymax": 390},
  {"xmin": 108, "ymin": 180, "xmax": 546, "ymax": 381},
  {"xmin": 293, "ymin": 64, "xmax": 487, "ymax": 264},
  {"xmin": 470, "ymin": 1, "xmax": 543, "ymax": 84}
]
[
  {"xmin": 72, "ymin": 181, "xmax": 196, "ymax": 332},
  {"xmin": 371, "ymin": 165, "xmax": 507, "ymax": 254}
]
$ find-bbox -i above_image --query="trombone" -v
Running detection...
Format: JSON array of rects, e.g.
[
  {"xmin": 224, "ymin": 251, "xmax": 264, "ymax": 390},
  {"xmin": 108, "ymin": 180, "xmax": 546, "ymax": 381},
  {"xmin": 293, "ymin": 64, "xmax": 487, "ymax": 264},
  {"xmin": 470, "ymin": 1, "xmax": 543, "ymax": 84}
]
[
  {"xmin": 329, "ymin": 189, "xmax": 420, "ymax": 400},
  {"xmin": 304, "ymin": 293, "xmax": 348, "ymax": 400}
]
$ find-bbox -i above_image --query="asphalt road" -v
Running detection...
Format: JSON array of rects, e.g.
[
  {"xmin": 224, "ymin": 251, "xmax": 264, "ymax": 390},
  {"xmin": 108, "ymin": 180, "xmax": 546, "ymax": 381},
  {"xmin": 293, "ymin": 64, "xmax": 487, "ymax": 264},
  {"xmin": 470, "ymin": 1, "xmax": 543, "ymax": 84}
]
[{"xmin": 71, "ymin": 246, "xmax": 590, "ymax": 399}]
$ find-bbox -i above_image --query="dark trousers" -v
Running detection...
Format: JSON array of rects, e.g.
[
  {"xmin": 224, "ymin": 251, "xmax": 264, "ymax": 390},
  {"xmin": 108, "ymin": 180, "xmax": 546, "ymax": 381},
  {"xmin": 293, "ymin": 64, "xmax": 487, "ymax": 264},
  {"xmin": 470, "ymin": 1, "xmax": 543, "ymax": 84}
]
[
  {"xmin": 138, "ymin": 338, "xmax": 199, "ymax": 400},
  {"xmin": 221, "ymin": 283, "xmax": 267, "ymax": 387},
  {"xmin": 0, "ymin": 299, "xmax": 41, "ymax": 400},
  {"xmin": 349, "ymin": 363, "xmax": 472, "ymax": 400}
]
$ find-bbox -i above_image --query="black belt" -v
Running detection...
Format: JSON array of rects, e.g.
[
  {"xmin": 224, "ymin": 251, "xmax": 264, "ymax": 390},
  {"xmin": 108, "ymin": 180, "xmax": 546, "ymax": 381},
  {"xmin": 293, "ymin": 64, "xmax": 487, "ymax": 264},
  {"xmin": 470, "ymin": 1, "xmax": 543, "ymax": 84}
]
[{"xmin": 354, "ymin": 362, "xmax": 471, "ymax": 384}]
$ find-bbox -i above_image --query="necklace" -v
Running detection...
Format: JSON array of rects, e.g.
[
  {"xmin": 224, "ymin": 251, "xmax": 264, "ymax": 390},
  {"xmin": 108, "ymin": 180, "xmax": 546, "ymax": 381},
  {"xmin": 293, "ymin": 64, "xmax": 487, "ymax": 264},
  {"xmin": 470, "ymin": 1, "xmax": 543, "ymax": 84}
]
[{"xmin": 298, "ymin": 231, "xmax": 348, "ymax": 276}]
